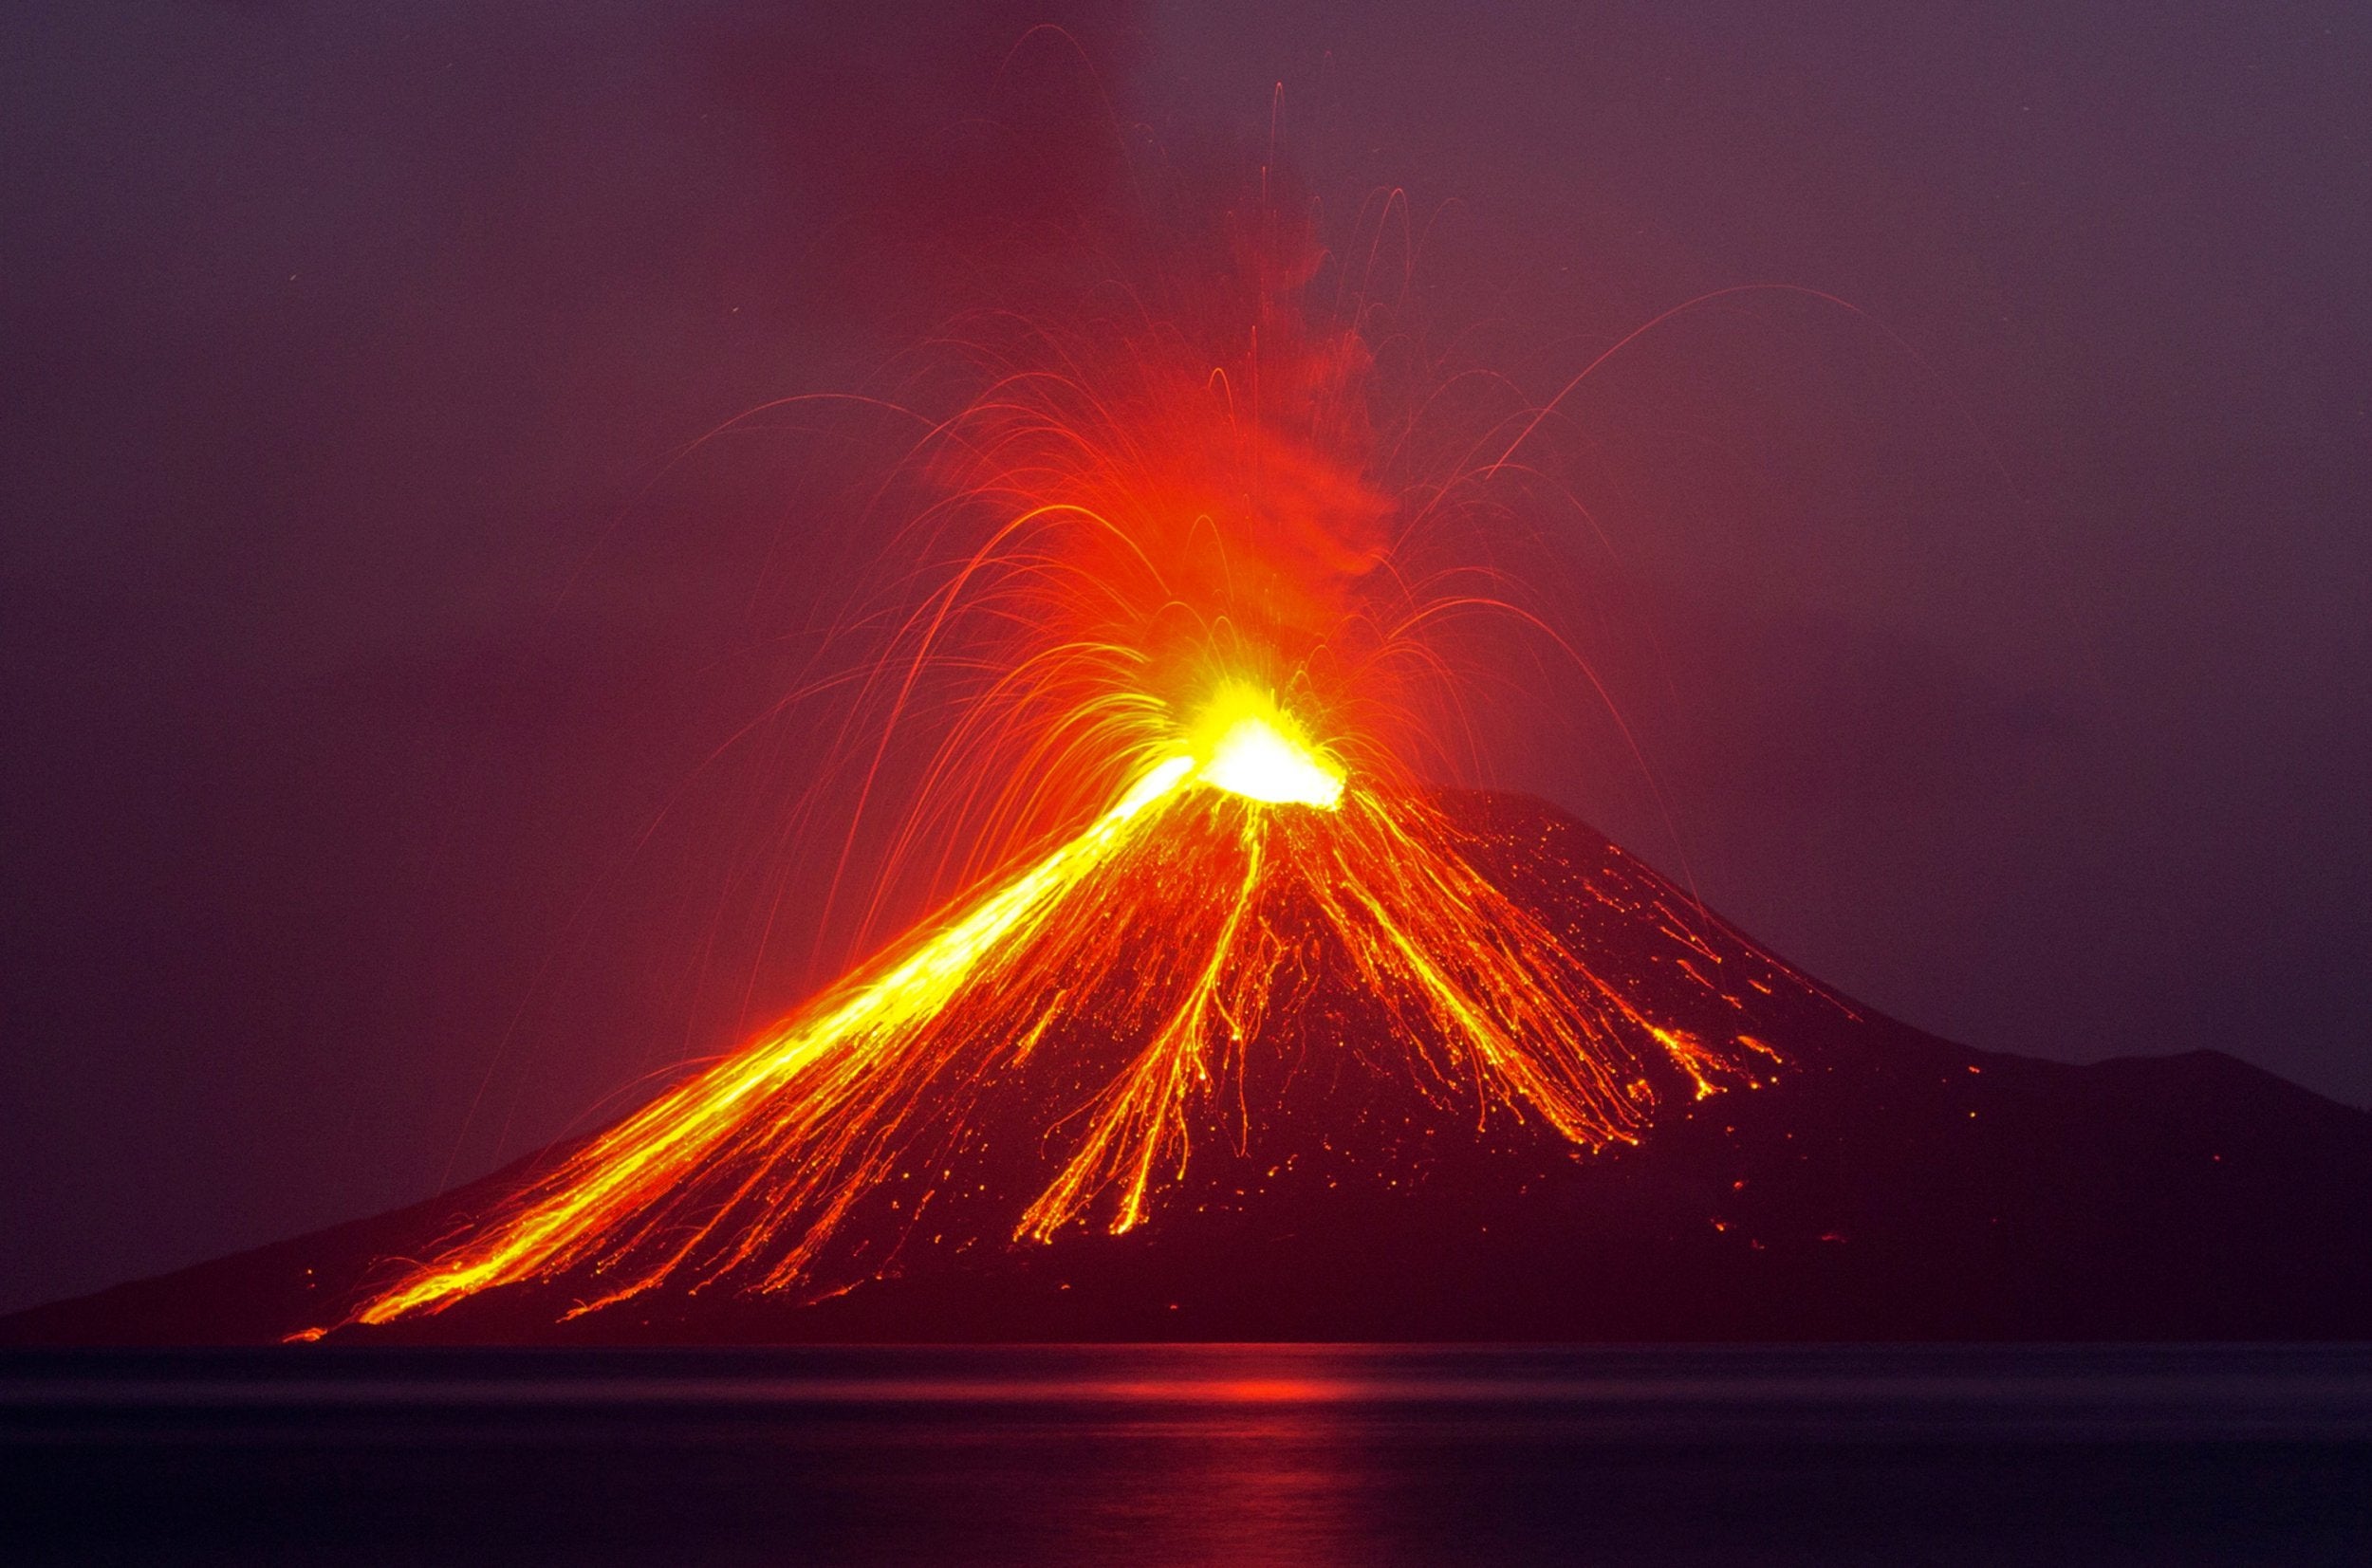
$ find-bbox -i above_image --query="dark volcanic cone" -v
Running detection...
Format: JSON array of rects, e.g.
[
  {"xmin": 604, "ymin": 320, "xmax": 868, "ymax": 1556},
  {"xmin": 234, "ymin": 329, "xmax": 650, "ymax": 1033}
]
[{"xmin": 9, "ymin": 792, "xmax": 2369, "ymax": 1344}]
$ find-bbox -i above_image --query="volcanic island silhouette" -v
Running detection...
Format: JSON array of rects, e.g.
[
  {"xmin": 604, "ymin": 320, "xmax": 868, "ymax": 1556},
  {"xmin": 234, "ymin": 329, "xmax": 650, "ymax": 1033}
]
[
  {"xmin": 11, "ymin": 766, "xmax": 2368, "ymax": 1346},
  {"xmin": 12, "ymin": 157, "xmax": 2366, "ymax": 1350}
]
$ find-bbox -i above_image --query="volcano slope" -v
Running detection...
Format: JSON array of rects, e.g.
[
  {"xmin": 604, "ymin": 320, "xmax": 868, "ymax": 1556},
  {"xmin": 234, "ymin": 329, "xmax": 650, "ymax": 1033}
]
[{"xmin": 9, "ymin": 790, "xmax": 2369, "ymax": 1344}]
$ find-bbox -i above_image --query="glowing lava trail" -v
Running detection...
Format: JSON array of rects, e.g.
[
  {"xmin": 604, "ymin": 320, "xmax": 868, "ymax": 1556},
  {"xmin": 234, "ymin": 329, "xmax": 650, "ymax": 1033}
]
[
  {"xmin": 337, "ymin": 153, "xmax": 1792, "ymax": 1333},
  {"xmin": 353, "ymin": 691, "xmax": 1774, "ymax": 1327}
]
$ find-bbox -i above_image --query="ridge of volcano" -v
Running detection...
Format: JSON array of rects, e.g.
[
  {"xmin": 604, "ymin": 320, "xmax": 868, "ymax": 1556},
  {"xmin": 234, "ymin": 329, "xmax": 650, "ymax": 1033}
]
[{"xmin": 9, "ymin": 789, "xmax": 2368, "ymax": 1345}]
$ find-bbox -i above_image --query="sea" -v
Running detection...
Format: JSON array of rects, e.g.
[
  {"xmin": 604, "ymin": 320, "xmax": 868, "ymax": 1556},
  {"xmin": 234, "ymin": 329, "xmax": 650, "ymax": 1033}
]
[{"xmin": 4, "ymin": 1344, "xmax": 2368, "ymax": 1564}]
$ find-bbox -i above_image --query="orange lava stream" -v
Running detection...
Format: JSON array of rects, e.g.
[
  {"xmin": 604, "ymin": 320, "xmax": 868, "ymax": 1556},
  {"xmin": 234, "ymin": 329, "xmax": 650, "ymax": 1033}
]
[{"xmin": 346, "ymin": 714, "xmax": 1770, "ymax": 1329}]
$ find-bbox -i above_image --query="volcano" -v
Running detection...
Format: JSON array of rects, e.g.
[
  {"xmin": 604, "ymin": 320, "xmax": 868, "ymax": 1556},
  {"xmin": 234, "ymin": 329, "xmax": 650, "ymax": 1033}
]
[{"xmin": 10, "ymin": 785, "xmax": 2369, "ymax": 1346}]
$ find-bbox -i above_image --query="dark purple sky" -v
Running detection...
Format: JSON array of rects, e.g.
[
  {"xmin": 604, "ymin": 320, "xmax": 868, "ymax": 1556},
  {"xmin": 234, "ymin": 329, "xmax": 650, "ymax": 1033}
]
[{"xmin": 4, "ymin": 0, "xmax": 2367, "ymax": 1312}]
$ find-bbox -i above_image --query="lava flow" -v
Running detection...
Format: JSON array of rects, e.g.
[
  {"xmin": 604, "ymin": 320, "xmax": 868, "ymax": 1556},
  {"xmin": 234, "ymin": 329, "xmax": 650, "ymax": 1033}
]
[
  {"xmin": 350, "ymin": 689, "xmax": 1775, "ymax": 1330},
  {"xmin": 334, "ymin": 162, "xmax": 1788, "ymax": 1334}
]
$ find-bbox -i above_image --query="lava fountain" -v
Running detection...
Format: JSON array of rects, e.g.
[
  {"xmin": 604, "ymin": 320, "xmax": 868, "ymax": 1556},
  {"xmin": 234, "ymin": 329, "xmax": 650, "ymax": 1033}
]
[{"xmin": 329, "ymin": 151, "xmax": 1785, "ymax": 1335}]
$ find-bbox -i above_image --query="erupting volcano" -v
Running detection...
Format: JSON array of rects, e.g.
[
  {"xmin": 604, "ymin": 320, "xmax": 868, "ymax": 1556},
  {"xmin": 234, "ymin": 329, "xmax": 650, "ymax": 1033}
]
[
  {"xmin": 10, "ymin": 130, "xmax": 2368, "ymax": 1350},
  {"xmin": 288, "ymin": 164, "xmax": 1810, "ymax": 1339}
]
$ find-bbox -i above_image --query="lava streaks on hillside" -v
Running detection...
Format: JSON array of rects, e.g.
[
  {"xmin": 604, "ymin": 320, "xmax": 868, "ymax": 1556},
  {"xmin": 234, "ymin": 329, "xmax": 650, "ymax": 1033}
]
[{"xmin": 312, "ymin": 142, "xmax": 1811, "ymax": 1338}]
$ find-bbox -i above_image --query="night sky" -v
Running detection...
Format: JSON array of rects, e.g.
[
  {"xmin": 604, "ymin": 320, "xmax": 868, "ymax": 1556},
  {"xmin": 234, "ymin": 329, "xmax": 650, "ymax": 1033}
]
[{"xmin": 4, "ymin": 0, "xmax": 2366, "ymax": 1313}]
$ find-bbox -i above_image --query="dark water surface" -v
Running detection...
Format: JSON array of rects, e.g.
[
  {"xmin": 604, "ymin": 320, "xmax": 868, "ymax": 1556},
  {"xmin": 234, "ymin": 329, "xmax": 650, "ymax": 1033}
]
[{"xmin": 5, "ymin": 1345, "xmax": 2369, "ymax": 1564}]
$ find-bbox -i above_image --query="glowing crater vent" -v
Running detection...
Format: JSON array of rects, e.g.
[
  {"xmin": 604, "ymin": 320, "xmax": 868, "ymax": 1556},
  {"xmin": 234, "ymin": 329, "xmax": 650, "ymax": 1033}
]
[{"xmin": 1188, "ymin": 686, "xmax": 1345, "ymax": 809}]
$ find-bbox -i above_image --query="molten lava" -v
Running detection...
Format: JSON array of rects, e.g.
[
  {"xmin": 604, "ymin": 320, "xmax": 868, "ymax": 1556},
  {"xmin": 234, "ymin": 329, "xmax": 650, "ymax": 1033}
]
[
  {"xmin": 346, "ymin": 687, "xmax": 1776, "ymax": 1330},
  {"xmin": 330, "ymin": 155, "xmax": 1789, "ymax": 1337},
  {"xmin": 1191, "ymin": 686, "xmax": 1344, "ymax": 808}
]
